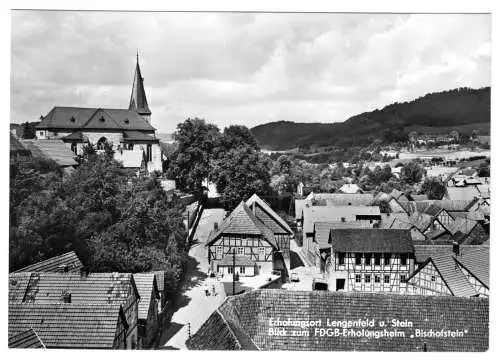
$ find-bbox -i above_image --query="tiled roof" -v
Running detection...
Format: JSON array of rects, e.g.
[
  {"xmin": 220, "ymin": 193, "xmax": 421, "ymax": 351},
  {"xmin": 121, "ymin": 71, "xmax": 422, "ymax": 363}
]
[
  {"xmin": 428, "ymin": 256, "xmax": 478, "ymax": 297},
  {"xmin": 9, "ymin": 273, "xmax": 32, "ymax": 303},
  {"xmin": 187, "ymin": 289, "xmax": 489, "ymax": 351},
  {"xmin": 402, "ymin": 200, "xmax": 475, "ymax": 215},
  {"xmin": 314, "ymin": 221, "xmax": 371, "ymax": 250},
  {"xmin": 37, "ymin": 107, "xmax": 155, "ymax": 132},
  {"xmin": 447, "ymin": 217, "xmax": 479, "ymax": 235},
  {"xmin": 61, "ymin": 130, "xmax": 88, "ymax": 142},
  {"xmin": 8, "ymin": 328, "xmax": 45, "ymax": 348},
  {"xmin": 410, "ymin": 194, "xmax": 429, "ymax": 201},
  {"xmin": 246, "ymin": 194, "xmax": 293, "ymax": 235},
  {"xmin": 20, "ymin": 139, "xmax": 78, "ymax": 166},
  {"xmin": 303, "ymin": 205, "xmax": 380, "ymax": 234},
  {"xmin": 10, "ymin": 272, "xmax": 140, "ymax": 304},
  {"xmin": 9, "ymin": 303, "xmax": 125, "ymax": 349},
  {"xmin": 13, "ymin": 251, "xmax": 83, "ymax": 273},
  {"xmin": 455, "ymin": 246, "xmax": 489, "ymax": 287},
  {"xmin": 153, "ymin": 271, "xmax": 165, "ymax": 292},
  {"xmin": 133, "ymin": 273, "xmax": 159, "ymax": 321},
  {"xmin": 329, "ymin": 229, "xmax": 414, "ymax": 254},
  {"xmin": 206, "ymin": 201, "xmax": 277, "ymax": 249}
]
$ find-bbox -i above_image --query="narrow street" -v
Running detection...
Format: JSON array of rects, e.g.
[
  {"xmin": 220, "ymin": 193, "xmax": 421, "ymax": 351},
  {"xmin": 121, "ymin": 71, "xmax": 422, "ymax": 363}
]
[{"xmin": 158, "ymin": 242, "xmax": 225, "ymax": 350}]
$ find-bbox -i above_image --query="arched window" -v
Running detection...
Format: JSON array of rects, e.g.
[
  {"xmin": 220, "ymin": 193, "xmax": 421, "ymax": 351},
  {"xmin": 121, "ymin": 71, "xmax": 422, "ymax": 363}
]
[
  {"xmin": 146, "ymin": 144, "xmax": 152, "ymax": 162},
  {"xmin": 71, "ymin": 143, "xmax": 78, "ymax": 154},
  {"xmin": 97, "ymin": 137, "xmax": 107, "ymax": 150}
]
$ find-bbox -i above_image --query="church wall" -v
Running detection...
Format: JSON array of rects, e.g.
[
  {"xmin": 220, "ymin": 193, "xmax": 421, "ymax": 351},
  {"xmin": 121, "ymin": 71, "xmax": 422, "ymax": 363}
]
[{"xmin": 82, "ymin": 132, "xmax": 123, "ymax": 147}]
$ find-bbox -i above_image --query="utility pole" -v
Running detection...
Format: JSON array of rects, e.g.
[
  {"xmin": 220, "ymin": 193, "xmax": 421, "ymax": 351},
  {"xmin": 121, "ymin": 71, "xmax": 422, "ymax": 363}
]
[{"xmin": 232, "ymin": 248, "xmax": 236, "ymax": 296}]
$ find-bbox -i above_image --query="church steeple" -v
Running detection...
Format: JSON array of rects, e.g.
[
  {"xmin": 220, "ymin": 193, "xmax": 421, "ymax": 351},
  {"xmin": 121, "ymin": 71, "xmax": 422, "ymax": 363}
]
[{"xmin": 129, "ymin": 51, "xmax": 151, "ymax": 122}]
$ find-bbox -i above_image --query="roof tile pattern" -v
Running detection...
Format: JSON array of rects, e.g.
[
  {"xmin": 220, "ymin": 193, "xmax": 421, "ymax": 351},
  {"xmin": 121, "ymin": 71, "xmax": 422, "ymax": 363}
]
[
  {"xmin": 133, "ymin": 273, "xmax": 159, "ymax": 320},
  {"xmin": 246, "ymin": 194, "xmax": 293, "ymax": 235},
  {"xmin": 188, "ymin": 290, "xmax": 489, "ymax": 351},
  {"xmin": 8, "ymin": 328, "xmax": 45, "ymax": 348},
  {"xmin": 13, "ymin": 251, "xmax": 83, "ymax": 273},
  {"xmin": 9, "ymin": 303, "xmax": 123, "ymax": 349},
  {"xmin": 329, "ymin": 229, "xmax": 414, "ymax": 253},
  {"xmin": 19, "ymin": 139, "xmax": 78, "ymax": 167}
]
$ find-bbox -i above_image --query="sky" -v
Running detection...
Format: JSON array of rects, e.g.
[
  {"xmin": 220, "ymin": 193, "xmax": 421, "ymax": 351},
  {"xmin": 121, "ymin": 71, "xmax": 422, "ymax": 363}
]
[{"xmin": 11, "ymin": 11, "xmax": 491, "ymax": 133}]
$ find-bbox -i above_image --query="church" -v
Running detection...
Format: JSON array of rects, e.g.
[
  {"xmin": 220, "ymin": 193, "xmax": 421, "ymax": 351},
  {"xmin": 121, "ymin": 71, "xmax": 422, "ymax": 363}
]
[{"xmin": 35, "ymin": 54, "xmax": 163, "ymax": 173}]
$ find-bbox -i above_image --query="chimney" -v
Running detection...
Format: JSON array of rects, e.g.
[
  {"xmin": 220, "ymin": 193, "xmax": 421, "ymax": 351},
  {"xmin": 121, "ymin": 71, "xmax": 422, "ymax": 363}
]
[
  {"xmin": 62, "ymin": 291, "xmax": 72, "ymax": 303},
  {"xmin": 452, "ymin": 241, "xmax": 460, "ymax": 256}
]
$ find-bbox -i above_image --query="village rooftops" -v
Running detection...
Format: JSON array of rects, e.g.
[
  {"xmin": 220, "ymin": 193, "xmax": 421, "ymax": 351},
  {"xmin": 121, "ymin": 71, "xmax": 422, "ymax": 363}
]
[
  {"xmin": 305, "ymin": 192, "xmax": 375, "ymax": 207},
  {"xmin": 13, "ymin": 251, "xmax": 84, "ymax": 273},
  {"xmin": 407, "ymin": 245, "xmax": 489, "ymax": 297},
  {"xmin": 329, "ymin": 229, "xmax": 414, "ymax": 254},
  {"xmin": 8, "ymin": 272, "xmax": 140, "ymax": 304},
  {"xmin": 187, "ymin": 289, "xmax": 488, "ymax": 351},
  {"xmin": 206, "ymin": 201, "xmax": 277, "ymax": 249},
  {"xmin": 303, "ymin": 205, "xmax": 381, "ymax": 234},
  {"xmin": 9, "ymin": 303, "xmax": 127, "ymax": 349}
]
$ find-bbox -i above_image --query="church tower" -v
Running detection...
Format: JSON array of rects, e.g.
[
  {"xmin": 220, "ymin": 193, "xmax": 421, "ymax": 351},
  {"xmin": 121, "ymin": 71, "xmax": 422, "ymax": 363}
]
[{"xmin": 129, "ymin": 52, "xmax": 152, "ymax": 123}]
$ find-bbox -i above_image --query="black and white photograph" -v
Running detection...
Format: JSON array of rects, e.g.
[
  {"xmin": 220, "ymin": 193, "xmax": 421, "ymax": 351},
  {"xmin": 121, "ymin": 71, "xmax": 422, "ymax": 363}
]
[{"xmin": 6, "ymin": 1, "xmax": 494, "ymax": 355}]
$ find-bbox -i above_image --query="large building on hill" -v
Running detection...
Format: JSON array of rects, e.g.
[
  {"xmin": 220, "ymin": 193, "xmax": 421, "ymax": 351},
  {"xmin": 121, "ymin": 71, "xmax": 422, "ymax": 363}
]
[{"xmin": 34, "ymin": 54, "xmax": 162, "ymax": 172}]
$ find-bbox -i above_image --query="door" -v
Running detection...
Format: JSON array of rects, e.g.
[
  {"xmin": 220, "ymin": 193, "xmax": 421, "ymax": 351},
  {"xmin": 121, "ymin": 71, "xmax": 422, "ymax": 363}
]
[{"xmin": 336, "ymin": 278, "xmax": 346, "ymax": 291}]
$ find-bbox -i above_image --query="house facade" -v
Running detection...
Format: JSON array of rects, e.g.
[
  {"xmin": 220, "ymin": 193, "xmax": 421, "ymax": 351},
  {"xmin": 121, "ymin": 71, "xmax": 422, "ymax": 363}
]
[
  {"xmin": 326, "ymin": 229, "xmax": 415, "ymax": 293},
  {"xmin": 206, "ymin": 201, "xmax": 279, "ymax": 277},
  {"xmin": 35, "ymin": 55, "xmax": 162, "ymax": 173},
  {"xmin": 133, "ymin": 273, "xmax": 160, "ymax": 348}
]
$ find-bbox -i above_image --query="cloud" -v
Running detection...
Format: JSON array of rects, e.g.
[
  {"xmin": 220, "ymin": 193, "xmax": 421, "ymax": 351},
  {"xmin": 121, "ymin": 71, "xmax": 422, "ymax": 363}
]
[{"xmin": 11, "ymin": 11, "xmax": 491, "ymax": 132}]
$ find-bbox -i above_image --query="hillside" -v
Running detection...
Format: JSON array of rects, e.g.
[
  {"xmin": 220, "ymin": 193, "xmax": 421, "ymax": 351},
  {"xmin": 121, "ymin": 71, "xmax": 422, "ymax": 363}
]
[{"xmin": 251, "ymin": 87, "xmax": 490, "ymax": 150}]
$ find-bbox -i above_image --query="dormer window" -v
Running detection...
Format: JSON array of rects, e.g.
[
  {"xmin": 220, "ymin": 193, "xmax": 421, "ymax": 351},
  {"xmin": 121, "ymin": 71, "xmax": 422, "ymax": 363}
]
[
  {"xmin": 70, "ymin": 116, "xmax": 76, "ymax": 122},
  {"xmin": 99, "ymin": 116, "xmax": 105, "ymax": 122},
  {"xmin": 124, "ymin": 118, "xmax": 129, "ymax": 124}
]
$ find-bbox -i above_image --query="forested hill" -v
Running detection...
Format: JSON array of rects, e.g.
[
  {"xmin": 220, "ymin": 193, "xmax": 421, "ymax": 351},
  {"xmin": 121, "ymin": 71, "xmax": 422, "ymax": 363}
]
[{"xmin": 251, "ymin": 87, "xmax": 490, "ymax": 150}]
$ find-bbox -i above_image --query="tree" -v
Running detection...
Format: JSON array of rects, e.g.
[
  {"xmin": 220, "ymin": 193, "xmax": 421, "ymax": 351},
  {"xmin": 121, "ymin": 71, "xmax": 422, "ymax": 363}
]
[
  {"xmin": 168, "ymin": 118, "xmax": 222, "ymax": 194},
  {"xmin": 477, "ymin": 160, "xmax": 490, "ymax": 177},
  {"xmin": 420, "ymin": 177, "xmax": 446, "ymax": 200},
  {"xmin": 401, "ymin": 161, "xmax": 426, "ymax": 185},
  {"xmin": 222, "ymin": 125, "xmax": 260, "ymax": 151},
  {"xmin": 211, "ymin": 146, "xmax": 271, "ymax": 210},
  {"xmin": 21, "ymin": 122, "xmax": 37, "ymax": 139}
]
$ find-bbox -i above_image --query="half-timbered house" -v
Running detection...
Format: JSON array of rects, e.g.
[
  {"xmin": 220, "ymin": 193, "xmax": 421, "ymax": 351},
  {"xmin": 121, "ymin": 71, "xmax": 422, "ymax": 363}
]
[
  {"xmin": 326, "ymin": 229, "xmax": 414, "ymax": 293},
  {"xmin": 206, "ymin": 201, "xmax": 279, "ymax": 277},
  {"xmin": 406, "ymin": 245, "xmax": 489, "ymax": 297},
  {"xmin": 245, "ymin": 194, "xmax": 294, "ymax": 258}
]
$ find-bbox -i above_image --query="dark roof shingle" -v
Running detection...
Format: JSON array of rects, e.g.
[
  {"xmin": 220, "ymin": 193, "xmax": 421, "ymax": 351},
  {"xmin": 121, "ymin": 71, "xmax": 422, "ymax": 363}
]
[
  {"xmin": 13, "ymin": 251, "xmax": 83, "ymax": 273},
  {"xmin": 329, "ymin": 229, "xmax": 414, "ymax": 253}
]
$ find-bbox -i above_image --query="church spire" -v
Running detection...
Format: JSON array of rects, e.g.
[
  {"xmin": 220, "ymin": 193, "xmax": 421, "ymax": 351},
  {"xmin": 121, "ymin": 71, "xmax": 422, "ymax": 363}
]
[{"xmin": 129, "ymin": 51, "xmax": 151, "ymax": 122}]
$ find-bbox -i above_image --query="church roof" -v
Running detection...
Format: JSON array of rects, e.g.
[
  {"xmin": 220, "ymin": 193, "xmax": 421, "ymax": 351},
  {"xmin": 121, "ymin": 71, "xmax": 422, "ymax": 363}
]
[
  {"xmin": 36, "ymin": 107, "xmax": 155, "ymax": 132},
  {"xmin": 129, "ymin": 57, "xmax": 151, "ymax": 115}
]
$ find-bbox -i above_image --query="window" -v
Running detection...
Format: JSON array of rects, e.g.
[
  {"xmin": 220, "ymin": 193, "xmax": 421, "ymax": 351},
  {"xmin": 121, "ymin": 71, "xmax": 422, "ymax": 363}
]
[
  {"xmin": 228, "ymin": 266, "xmax": 233, "ymax": 274},
  {"xmin": 355, "ymin": 253, "xmax": 362, "ymax": 265},
  {"xmin": 364, "ymin": 274, "xmax": 371, "ymax": 283},
  {"xmin": 374, "ymin": 275, "xmax": 381, "ymax": 283},
  {"xmin": 365, "ymin": 253, "xmax": 371, "ymax": 266},
  {"xmin": 384, "ymin": 253, "xmax": 391, "ymax": 265},
  {"xmin": 240, "ymin": 266, "xmax": 245, "ymax": 274},
  {"xmin": 54, "ymin": 131, "xmax": 58, "ymax": 137},
  {"xmin": 401, "ymin": 255, "xmax": 407, "ymax": 266},
  {"xmin": 259, "ymin": 247, "xmax": 265, "ymax": 255},
  {"xmin": 374, "ymin": 253, "xmax": 381, "ymax": 266},
  {"xmin": 147, "ymin": 144, "xmax": 152, "ymax": 162},
  {"xmin": 355, "ymin": 274, "xmax": 361, "ymax": 283},
  {"xmin": 71, "ymin": 143, "xmax": 78, "ymax": 154},
  {"xmin": 216, "ymin": 246, "xmax": 223, "ymax": 255},
  {"xmin": 384, "ymin": 275, "xmax": 390, "ymax": 284},
  {"xmin": 236, "ymin": 247, "xmax": 244, "ymax": 255},
  {"xmin": 400, "ymin": 275, "xmax": 406, "ymax": 283},
  {"xmin": 338, "ymin": 252, "xmax": 345, "ymax": 265},
  {"xmin": 97, "ymin": 137, "xmax": 107, "ymax": 150},
  {"xmin": 431, "ymin": 275, "xmax": 436, "ymax": 282},
  {"xmin": 127, "ymin": 143, "xmax": 134, "ymax": 150}
]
